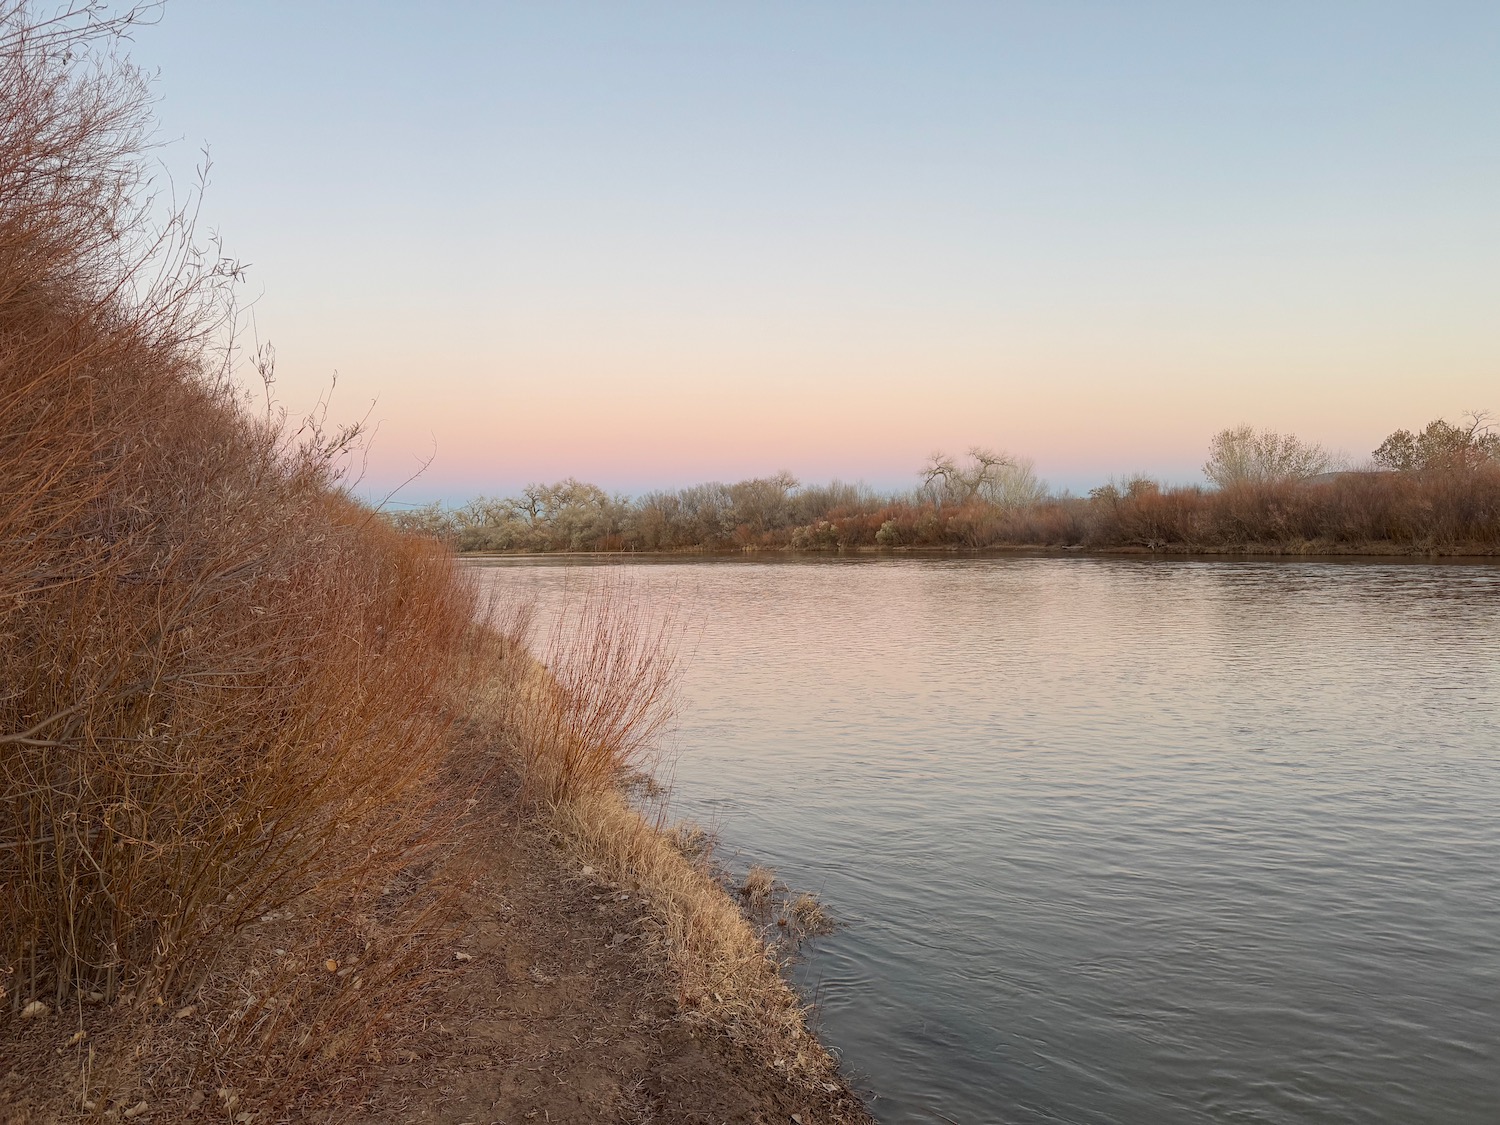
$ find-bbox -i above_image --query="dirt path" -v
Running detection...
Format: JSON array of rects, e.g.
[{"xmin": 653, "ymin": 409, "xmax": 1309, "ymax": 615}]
[
  {"xmin": 359, "ymin": 815, "xmax": 875, "ymax": 1125},
  {"xmin": 1, "ymin": 751, "xmax": 877, "ymax": 1125}
]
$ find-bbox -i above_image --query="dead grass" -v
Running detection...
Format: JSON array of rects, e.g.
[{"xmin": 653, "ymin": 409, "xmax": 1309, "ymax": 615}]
[
  {"xmin": 550, "ymin": 784, "xmax": 836, "ymax": 1079},
  {"xmin": 740, "ymin": 865, "xmax": 778, "ymax": 911},
  {"xmin": 785, "ymin": 892, "xmax": 834, "ymax": 937}
]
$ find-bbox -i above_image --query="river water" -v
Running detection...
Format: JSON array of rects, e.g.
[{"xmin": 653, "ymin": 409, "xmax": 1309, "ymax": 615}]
[{"xmin": 471, "ymin": 556, "xmax": 1500, "ymax": 1124}]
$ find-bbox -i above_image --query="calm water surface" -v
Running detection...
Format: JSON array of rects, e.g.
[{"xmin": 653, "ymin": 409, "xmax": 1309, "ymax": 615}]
[{"xmin": 472, "ymin": 557, "xmax": 1500, "ymax": 1124}]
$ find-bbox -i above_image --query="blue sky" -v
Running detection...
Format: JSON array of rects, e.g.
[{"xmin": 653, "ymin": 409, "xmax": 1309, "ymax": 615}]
[{"xmin": 129, "ymin": 2, "xmax": 1500, "ymax": 501}]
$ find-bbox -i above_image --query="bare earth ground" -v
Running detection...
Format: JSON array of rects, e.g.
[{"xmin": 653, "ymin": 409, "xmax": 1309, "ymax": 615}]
[
  {"xmin": 3, "ymin": 679, "xmax": 876, "ymax": 1125},
  {"xmin": 357, "ymin": 814, "xmax": 874, "ymax": 1125},
  {"xmin": 0, "ymin": 804, "xmax": 875, "ymax": 1125}
]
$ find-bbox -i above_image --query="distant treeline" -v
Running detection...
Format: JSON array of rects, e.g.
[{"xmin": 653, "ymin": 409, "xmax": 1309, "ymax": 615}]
[{"xmin": 391, "ymin": 416, "xmax": 1500, "ymax": 555}]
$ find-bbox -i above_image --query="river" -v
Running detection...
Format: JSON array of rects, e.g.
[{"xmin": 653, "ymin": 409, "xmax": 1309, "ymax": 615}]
[{"xmin": 471, "ymin": 556, "xmax": 1500, "ymax": 1124}]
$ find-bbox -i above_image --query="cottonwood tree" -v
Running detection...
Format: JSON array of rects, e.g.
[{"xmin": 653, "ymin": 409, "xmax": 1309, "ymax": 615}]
[
  {"xmin": 921, "ymin": 447, "xmax": 1046, "ymax": 508},
  {"xmin": 385, "ymin": 500, "xmax": 455, "ymax": 538},
  {"xmin": 727, "ymin": 471, "xmax": 799, "ymax": 532},
  {"xmin": 1202, "ymin": 426, "xmax": 1331, "ymax": 488},
  {"xmin": 1089, "ymin": 475, "xmax": 1160, "ymax": 506},
  {"xmin": 674, "ymin": 481, "xmax": 737, "ymax": 543},
  {"xmin": 1371, "ymin": 411, "xmax": 1498, "ymax": 472}
]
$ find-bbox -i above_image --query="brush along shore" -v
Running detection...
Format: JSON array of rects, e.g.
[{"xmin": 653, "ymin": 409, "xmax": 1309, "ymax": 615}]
[
  {"xmin": 404, "ymin": 452, "xmax": 1500, "ymax": 558},
  {"xmin": 2, "ymin": 618, "xmax": 875, "ymax": 1124}
]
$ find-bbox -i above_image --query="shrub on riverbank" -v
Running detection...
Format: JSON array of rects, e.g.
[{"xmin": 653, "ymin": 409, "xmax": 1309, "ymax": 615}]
[{"xmin": 1, "ymin": 3, "xmax": 480, "ymax": 1108}]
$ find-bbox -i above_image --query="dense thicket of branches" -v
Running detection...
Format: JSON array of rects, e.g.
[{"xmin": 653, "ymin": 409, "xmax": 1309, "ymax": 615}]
[{"xmin": 1, "ymin": 1, "xmax": 477, "ymax": 1100}]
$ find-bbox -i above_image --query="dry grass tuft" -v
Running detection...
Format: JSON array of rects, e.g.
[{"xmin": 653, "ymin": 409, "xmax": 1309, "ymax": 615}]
[
  {"xmin": 668, "ymin": 821, "xmax": 714, "ymax": 862},
  {"xmin": 740, "ymin": 865, "xmax": 778, "ymax": 911},
  {"xmin": 784, "ymin": 892, "xmax": 834, "ymax": 937}
]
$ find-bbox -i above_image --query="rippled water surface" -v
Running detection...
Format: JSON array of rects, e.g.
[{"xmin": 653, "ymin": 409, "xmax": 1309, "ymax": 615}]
[{"xmin": 473, "ymin": 557, "xmax": 1500, "ymax": 1124}]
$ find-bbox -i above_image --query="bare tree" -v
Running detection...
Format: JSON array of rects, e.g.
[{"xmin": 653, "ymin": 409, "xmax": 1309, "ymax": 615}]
[
  {"xmin": 921, "ymin": 446, "xmax": 1046, "ymax": 508},
  {"xmin": 728, "ymin": 470, "xmax": 799, "ymax": 533},
  {"xmin": 1372, "ymin": 410, "xmax": 1498, "ymax": 472},
  {"xmin": 1203, "ymin": 426, "xmax": 1332, "ymax": 488}
]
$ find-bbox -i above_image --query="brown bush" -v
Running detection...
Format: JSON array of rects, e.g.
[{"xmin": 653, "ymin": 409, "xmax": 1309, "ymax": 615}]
[
  {"xmin": 0, "ymin": 3, "xmax": 481, "ymax": 1106},
  {"xmin": 505, "ymin": 580, "xmax": 680, "ymax": 804}
]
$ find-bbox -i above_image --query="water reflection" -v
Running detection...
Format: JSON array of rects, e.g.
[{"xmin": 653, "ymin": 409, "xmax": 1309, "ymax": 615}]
[{"xmin": 473, "ymin": 557, "xmax": 1500, "ymax": 1124}]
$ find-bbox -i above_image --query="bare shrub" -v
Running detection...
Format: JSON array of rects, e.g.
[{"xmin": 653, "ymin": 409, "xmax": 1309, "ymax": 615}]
[
  {"xmin": 0, "ymin": 2, "xmax": 483, "ymax": 1108},
  {"xmin": 507, "ymin": 580, "xmax": 680, "ymax": 804}
]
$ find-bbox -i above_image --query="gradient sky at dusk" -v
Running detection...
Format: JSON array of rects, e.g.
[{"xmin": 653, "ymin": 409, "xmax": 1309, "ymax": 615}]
[{"xmin": 131, "ymin": 2, "xmax": 1500, "ymax": 502}]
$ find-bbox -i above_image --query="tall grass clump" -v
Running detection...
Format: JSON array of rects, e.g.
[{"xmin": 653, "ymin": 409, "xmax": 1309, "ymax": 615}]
[{"xmin": 0, "ymin": 0, "xmax": 479, "ymax": 1101}]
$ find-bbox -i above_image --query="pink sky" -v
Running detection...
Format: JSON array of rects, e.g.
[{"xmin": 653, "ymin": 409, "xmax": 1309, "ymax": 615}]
[{"xmin": 132, "ymin": 4, "xmax": 1499, "ymax": 504}]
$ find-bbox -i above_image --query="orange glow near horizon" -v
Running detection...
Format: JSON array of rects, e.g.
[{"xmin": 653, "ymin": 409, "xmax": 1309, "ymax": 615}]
[
  {"xmin": 129, "ymin": 5, "xmax": 1500, "ymax": 503},
  {"xmin": 265, "ymin": 304, "xmax": 1498, "ymax": 501}
]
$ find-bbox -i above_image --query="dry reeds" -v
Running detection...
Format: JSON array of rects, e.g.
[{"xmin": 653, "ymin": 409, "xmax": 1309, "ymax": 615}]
[
  {"xmin": 740, "ymin": 865, "xmax": 777, "ymax": 911},
  {"xmin": 507, "ymin": 580, "xmax": 680, "ymax": 804},
  {"xmin": 784, "ymin": 892, "xmax": 833, "ymax": 937}
]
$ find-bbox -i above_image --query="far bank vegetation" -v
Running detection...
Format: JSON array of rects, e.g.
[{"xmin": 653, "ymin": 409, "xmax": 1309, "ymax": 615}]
[{"xmin": 397, "ymin": 414, "xmax": 1500, "ymax": 556}]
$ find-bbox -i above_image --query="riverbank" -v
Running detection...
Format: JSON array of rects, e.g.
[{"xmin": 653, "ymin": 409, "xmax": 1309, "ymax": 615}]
[
  {"xmin": 359, "ymin": 778, "xmax": 871, "ymax": 1125},
  {"xmin": 1, "ymin": 625, "xmax": 874, "ymax": 1124},
  {"xmin": 398, "ymin": 461, "xmax": 1500, "ymax": 558},
  {"xmin": 433, "ymin": 626, "xmax": 877, "ymax": 1123},
  {"xmin": 458, "ymin": 539, "xmax": 1500, "ymax": 560}
]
